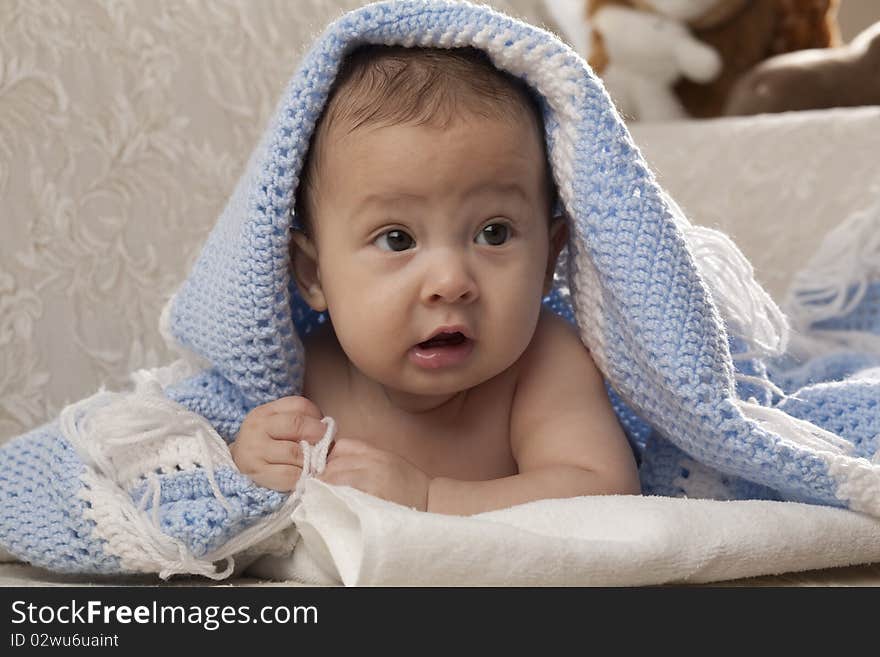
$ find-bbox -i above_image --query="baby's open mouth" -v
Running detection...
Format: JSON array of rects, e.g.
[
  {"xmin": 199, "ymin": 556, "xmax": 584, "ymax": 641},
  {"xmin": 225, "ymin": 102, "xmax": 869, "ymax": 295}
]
[
  {"xmin": 417, "ymin": 331, "xmax": 468, "ymax": 349},
  {"xmin": 410, "ymin": 331, "xmax": 474, "ymax": 369}
]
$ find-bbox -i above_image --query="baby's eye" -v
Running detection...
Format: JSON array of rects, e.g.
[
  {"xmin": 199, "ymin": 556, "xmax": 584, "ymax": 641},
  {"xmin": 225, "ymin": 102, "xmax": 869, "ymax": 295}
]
[
  {"xmin": 373, "ymin": 229, "xmax": 415, "ymax": 252},
  {"xmin": 475, "ymin": 222, "xmax": 510, "ymax": 246}
]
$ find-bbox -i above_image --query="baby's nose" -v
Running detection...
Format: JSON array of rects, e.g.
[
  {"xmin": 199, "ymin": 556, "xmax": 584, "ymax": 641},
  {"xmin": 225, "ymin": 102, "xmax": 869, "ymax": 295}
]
[{"xmin": 421, "ymin": 251, "xmax": 478, "ymax": 305}]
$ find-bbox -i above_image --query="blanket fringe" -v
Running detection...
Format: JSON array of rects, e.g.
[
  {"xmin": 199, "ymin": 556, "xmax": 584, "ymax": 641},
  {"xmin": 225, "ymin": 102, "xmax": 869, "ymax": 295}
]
[
  {"xmin": 785, "ymin": 198, "xmax": 880, "ymax": 328},
  {"xmin": 733, "ymin": 372, "xmax": 787, "ymax": 401},
  {"xmin": 200, "ymin": 417, "xmax": 336, "ymax": 567},
  {"xmin": 785, "ymin": 327, "xmax": 880, "ymax": 362},
  {"xmin": 661, "ymin": 191, "xmax": 790, "ymax": 361},
  {"xmin": 59, "ymin": 371, "xmax": 336, "ymax": 580},
  {"xmin": 782, "ymin": 198, "xmax": 880, "ymax": 359}
]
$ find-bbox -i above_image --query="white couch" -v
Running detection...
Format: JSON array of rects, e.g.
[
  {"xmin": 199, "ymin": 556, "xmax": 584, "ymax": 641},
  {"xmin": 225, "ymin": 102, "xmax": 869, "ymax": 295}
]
[{"xmin": 2, "ymin": 0, "xmax": 879, "ymax": 586}]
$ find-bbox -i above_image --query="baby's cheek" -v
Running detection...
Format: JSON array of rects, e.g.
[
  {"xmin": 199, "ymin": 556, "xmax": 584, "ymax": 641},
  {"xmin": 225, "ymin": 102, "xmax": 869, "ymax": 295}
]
[
  {"xmin": 332, "ymin": 306, "xmax": 398, "ymax": 376},
  {"xmin": 497, "ymin": 280, "xmax": 543, "ymax": 348}
]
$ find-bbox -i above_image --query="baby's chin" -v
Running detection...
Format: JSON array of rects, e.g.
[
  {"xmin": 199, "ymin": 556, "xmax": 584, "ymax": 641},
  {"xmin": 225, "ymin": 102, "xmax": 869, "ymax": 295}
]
[{"xmin": 379, "ymin": 364, "xmax": 504, "ymax": 398}]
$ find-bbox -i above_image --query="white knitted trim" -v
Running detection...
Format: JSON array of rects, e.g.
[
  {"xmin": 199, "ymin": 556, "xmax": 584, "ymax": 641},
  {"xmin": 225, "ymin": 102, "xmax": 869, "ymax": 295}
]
[
  {"xmin": 76, "ymin": 468, "xmax": 234, "ymax": 578},
  {"xmin": 827, "ymin": 456, "xmax": 880, "ymax": 517},
  {"xmin": 63, "ymin": 377, "xmax": 235, "ymax": 496},
  {"xmin": 851, "ymin": 366, "xmax": 880, "ymax": 381},
  {"xmin": 736, "ymin": 399, "xmax": 853, "ymax": 455},
  {"xmin": 130, "ymin": 358, "xmax": 205, "ymax": 392},
  {"xmin": 60, "ymin": 373, "xmax": 337, "ymax": 579},
  {"xmin": 736, "ymin": 400, "xmax": 880, "ymax": 515}
]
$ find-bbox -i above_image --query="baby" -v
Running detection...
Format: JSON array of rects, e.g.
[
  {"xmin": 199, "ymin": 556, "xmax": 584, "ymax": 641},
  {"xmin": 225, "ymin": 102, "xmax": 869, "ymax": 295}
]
[{"xmin": 230, "ymin": 45, "xmax": 640, "ymax": 515}]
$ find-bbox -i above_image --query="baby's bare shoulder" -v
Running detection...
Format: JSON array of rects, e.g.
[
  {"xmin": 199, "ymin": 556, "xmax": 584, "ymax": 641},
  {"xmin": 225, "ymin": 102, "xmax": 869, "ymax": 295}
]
[
  {"xmin": 510, "ymin": 310, "xmax": 609, "ymax": 450},
  {"xmin": 517, "ymin": 310, "xmax": 599, "ymax": 382},
  {"xmin": 510, "ymin": 311, "xmax": 640, "ymax": 494}
]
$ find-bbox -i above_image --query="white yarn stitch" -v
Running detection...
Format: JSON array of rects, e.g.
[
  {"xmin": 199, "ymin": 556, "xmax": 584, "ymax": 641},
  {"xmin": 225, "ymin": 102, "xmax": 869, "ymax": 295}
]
[
  {"xmin": 60, "ymin": 376, "xmax": 337, "ymax": 580},
  {"xmin": 732, "ymin": 372, "xmax": 787, "ymax": 400},
  {"xmin": 61, "ymin": 379, "xmax": 234, "ymax": 514},
  {"xmin": 295, "ymin": 417, "xmax": 336, "ymax": 499},
  {"xmin": 78, "ymin": 469, "xmax": 236, "ymax": 580}
]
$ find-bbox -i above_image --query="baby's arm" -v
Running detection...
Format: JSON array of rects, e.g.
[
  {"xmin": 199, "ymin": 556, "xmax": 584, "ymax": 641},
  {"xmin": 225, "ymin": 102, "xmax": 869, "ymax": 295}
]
[{"xmin": 427, "ymin": 312, "xmax": 641, "ymax": 515}]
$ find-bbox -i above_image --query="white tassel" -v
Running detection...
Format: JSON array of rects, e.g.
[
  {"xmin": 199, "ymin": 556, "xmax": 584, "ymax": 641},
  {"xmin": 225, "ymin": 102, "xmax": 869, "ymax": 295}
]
[
  {"xmin": 78, "ymin": 468, "xmax": 236, "ymax": 581},
  {"xmin": 199, "ymin": 417, "xmax": 337, "ymax": 564},
  {"xmin": 781, "ymin": 199, "xmax": 880, "ymax": 359},
  {"xmin": 62, "ymin": 378, "xmax": 236, "ymax": 514},
  {"xmin": 733, "ymin": 372, "xmax": 787, "ymax": 401},
  {"xmin": 660, "ymin": 191, "xmax": 790, "ymax": 360},
  {"xmin": 60, "ymin": 372, "xmax": 337, "ymax": 580},
  {"xmin": 785, "ymin": 198, "xmax": 880, "ymax": 328}
]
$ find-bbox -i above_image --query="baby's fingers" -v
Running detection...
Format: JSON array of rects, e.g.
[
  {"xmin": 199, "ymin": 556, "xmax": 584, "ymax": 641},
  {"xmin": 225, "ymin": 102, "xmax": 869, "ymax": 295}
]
[
  {"xmin": 264, "ymin": 412, "xmax": 328, "ymax": 444},
  {"xmin": 258, "ymin": 395, "xmax": 323, "ymax": 419},
  {"xmin": 262, "ymin": 439, "xmax": 304, "ymax": 467},
  {"xmin": 249, "ymin": 464, "xmax": 303, "ymax": 493}
]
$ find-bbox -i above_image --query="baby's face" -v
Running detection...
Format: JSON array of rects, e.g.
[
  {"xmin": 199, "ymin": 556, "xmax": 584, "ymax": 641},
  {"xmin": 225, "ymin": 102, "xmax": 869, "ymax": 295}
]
[{"xmin": 298, "ymin": 114, "xmax": 562, "ymax": 399}]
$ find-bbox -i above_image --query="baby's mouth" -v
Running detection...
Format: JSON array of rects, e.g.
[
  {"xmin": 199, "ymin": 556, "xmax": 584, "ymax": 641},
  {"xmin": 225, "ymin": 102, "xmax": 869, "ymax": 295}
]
[
  {"xmin": 410, "ymin": 331, "xmax": 474, "ymax": 369},
  {"xmin": 417, "ymin": 331, "xmax": 467, "ymax": 349}
]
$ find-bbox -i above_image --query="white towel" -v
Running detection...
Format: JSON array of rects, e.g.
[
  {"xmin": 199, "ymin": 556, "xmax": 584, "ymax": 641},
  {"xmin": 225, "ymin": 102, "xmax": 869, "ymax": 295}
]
[{"xmin": 247, "ymin": 479, "xmax": 880, "ymax": 586}]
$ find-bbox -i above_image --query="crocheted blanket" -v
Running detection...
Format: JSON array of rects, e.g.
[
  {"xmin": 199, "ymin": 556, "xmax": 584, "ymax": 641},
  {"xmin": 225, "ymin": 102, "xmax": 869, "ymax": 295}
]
[{"xmin": 2, "ymin": 0, "xmax": 879, "ymax": 579}]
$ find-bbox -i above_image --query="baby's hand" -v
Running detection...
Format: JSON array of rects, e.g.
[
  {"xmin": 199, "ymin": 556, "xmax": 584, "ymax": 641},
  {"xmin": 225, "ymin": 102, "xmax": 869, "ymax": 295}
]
[
  {"xmin": 230, "ymin": 395, "xmax": 327, "ymax": 492},
  {"xmin": 319, "ymin": 439, "xmax": 430, "ymax": 511}
]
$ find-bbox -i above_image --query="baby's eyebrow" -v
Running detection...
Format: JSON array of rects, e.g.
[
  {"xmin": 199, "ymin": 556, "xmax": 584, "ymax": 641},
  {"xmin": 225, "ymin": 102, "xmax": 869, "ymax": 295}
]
[
  {"xmin": 468, "ymin": 182, "xmax": 529, "ymax": 201},
  {"xmin": 357, "ymin": 192, "xmax": 425, "ymax": 209},
  {"xmin": 359, "ymin": 183, "xmax": 528, "ymax": 207}
]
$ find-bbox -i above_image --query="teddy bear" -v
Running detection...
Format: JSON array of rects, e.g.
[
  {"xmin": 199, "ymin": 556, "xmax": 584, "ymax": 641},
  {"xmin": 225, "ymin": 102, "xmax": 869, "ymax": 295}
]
[
  {"xmin": 585, "ymin": 0, "xmax": 729, "ymax": 121},
  {"xmin": 723, "ymin": 20, "xmax": 880, "ymax": 115},
  {"xmin": 673, "ymin": 0, "xmax": 842, "ymax": 118},
  {"xmin": 542, "ymin": 0, "xmax": 842, "ymax": 120}
]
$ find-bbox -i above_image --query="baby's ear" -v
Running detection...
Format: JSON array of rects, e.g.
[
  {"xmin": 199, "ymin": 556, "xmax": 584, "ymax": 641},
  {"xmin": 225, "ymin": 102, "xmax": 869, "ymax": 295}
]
[
  {"xmin": 289, "ymin": 230, "xmax": 327, "ymax": 312},
  {"xmin": 543, "ymin": 215, "xmax": 569, "ymax": 296}
]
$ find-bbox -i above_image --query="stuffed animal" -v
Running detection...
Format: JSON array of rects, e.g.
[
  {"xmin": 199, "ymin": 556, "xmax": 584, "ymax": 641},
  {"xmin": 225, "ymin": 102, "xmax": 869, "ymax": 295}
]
[
  {"xmin": 723, "ymin": 20, "xmax": 880, "ymax": 116},
  {"xmin": 674, "ymin": 0, "xmax": 842, "ymax": 118},
  {"xmin": 585, "ymin": 0, "xmax": 727, "ymax": 121},
  {"xmin": 552, "ymin": 0, "xmax": 842, "ymax": 120}
]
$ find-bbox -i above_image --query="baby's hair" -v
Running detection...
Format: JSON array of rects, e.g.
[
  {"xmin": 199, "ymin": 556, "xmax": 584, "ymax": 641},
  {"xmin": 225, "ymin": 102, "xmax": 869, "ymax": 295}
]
[{"xmin": 293, "ymin": 44, "xmax": 557, "ymax": 237}]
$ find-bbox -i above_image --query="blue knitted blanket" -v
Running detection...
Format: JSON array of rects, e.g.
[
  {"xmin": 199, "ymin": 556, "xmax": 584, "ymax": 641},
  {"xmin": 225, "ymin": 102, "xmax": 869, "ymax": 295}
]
[{"xmin": 2, "ymin": 0, "xmax": 879, "ymax": 579}]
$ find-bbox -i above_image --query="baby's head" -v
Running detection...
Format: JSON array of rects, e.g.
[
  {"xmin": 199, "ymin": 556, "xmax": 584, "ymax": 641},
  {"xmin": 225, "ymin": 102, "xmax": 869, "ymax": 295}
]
[{"xmin": 290, "ymin": 45, "xmax": 568, "ymax": 399}]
